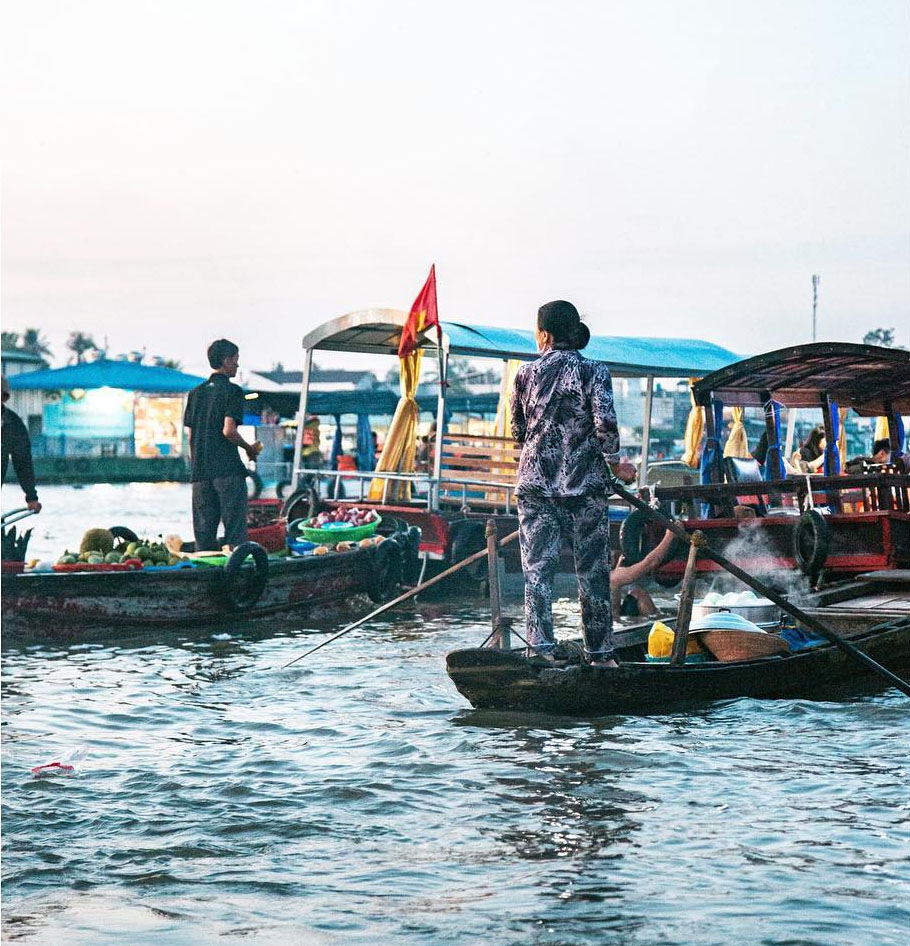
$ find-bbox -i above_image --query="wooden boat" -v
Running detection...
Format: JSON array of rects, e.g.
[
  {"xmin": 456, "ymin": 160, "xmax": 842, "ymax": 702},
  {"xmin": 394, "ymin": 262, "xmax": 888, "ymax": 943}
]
[
  {"xmin": 1, "ymin": 533, "xmax": 410, "ymax": 634},
  {"xmin": 646, "ymin": 343, "xmax": 909, "ymax": 584},
  {"xmin": 278, "ymin": 309, "xmax": 741, "ymax": 573},
  {"xmin": 446, "ymin": 572, "xmax": 910, "ymax": 714}
]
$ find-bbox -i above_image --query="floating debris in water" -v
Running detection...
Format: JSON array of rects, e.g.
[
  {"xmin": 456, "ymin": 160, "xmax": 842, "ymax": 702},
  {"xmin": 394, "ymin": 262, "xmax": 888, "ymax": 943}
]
[{"xmin": 31, "ymin": 746, "xmax": 86, "ymax": 778}]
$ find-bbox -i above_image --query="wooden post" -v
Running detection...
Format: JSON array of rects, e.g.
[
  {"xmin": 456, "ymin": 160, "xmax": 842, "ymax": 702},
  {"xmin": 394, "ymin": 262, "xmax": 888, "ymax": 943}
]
[
  {"xmin": 671, "ymin": 531, "xmax": 704, "ymax": 666},
  {"xmin": 485, "ymin": 518, "xmax": 509, "ymax": 650}
]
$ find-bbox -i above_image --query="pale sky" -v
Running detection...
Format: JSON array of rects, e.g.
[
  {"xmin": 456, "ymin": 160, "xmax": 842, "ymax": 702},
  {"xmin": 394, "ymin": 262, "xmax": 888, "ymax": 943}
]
[{"xmin": 2, "ymin": 0, "xmax": 909, "ymax": 377}]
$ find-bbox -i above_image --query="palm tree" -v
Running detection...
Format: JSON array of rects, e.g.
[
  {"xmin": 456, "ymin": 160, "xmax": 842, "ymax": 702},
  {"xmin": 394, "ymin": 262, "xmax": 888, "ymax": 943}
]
[
  {"xmin": 66, "ymin": 331, "xmax": 99, "ymax": 364},
  {"xmin": 21, "ymin": 328, "xmax": 52, "ymax": 358},
  {"xmin": 863, "ymin": 328, "xmax": 895, "ymax": 348},
  {"xmin": 1, "ymin": 331, "xmax": 20, "ymax": 351}
]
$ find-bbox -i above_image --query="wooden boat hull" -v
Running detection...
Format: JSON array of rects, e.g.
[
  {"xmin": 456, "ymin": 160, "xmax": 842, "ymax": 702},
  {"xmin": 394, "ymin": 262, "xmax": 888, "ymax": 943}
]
[
  {"xmin": 2, "ymin": 542, "xmax": 395, "ymax": 633},
  {"xmin": 446, "ymin": 620, "xmax": 910, "ymax": 715}
]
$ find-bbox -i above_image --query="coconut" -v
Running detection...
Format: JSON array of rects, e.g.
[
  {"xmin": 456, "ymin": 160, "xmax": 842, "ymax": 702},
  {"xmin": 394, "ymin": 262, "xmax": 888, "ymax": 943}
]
[{"xmin": 79, "ymin": 528, "xmax": 114, "ymax": 555}]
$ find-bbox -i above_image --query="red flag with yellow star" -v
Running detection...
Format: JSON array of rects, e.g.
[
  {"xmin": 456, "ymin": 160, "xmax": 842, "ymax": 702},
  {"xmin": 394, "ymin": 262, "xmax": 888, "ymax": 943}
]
[{"xmin": 398, "ymin": 265, "xmax": 438, "ymax": 359}]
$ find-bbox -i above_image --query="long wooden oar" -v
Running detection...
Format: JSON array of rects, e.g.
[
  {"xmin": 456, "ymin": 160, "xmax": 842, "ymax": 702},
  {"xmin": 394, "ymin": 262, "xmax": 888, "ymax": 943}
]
[
  {"xmin": 280, "ymin": 529, "xmax": 520, "ymax": 669},
  {"xmin": 611, "ymin": 477, "xmax": 910, "ymax": 697}
]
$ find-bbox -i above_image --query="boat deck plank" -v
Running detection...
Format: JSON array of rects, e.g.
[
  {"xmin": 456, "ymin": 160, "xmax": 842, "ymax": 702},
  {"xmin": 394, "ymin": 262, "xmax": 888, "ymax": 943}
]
[{"xmin": 820, "ymin": 593, "xmax": 910, "ymax": 612}]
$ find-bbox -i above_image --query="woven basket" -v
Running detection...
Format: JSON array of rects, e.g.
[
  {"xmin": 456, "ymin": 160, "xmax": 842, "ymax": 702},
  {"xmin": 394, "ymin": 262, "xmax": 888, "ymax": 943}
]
[{"xmin": 698, "ymin": 630, "xmax": 790, "ymax": 662}]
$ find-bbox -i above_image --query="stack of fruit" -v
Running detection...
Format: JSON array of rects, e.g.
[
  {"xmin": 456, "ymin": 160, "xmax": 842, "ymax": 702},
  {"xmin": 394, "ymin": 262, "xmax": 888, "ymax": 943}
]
[
  {"xmin": 312, "ymin": 534, "xmax": 385, "ymax": 555},
  {"xmin": 309, "ymin": 507, "xmax": 379, "ymax": 529},
  {"xmin": 302, "ymin": 507, "xmax": 381, "ymax": 545},
  {"xmin": 121, "ymin": 540, "xmax": 190, "ymax": 568},
  {"xmin": 54, "ymin": 529, "xmax": 191, "ymax": 570},
  {"xmin": 55, "ymin": 549, "xmax": 126, "ymax": 567},
  {"xmin": 56, "ymin": 528, "xmax": 124, "ymax": 568}
]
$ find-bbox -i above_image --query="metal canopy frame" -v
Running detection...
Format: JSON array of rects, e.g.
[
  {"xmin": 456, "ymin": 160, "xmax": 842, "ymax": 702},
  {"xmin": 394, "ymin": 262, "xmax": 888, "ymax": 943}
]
[
  {"xmin": 292, "ymin": 309, "xmax": 745, "ymax": 505},
  {"xmin": 300, "ymin": 310, "xmax": 742, "ymax": 377}
]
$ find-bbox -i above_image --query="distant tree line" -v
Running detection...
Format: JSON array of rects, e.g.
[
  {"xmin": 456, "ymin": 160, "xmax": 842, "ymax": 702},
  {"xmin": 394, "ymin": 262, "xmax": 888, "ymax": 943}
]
[
  {"xmin": 1, "ymin": 328, "xmax": 53, "ymax": 358},
  {"xmin": 863, "ymin": 327, "xmax": 905, "ymax": 349},
  {"xmin": 1, "ymin": 327, "xmax": 182, "ymax": 368}
]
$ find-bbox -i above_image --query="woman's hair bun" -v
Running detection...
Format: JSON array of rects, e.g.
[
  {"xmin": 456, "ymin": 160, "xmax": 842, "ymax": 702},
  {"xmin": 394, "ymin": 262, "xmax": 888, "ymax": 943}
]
[
  {"xmin": 538, "ymin": 300, "xmax": 589, "ymax": 350},
  {"xmin": 571, "ymin": 321, "xmax": 590, "ymax": 350}
]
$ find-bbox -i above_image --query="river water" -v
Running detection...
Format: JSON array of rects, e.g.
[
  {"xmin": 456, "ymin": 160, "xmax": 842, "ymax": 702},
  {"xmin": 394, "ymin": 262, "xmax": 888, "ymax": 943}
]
[{"xmin": 2, "ymin": 484, "xmax": 908, "ymax": 945}]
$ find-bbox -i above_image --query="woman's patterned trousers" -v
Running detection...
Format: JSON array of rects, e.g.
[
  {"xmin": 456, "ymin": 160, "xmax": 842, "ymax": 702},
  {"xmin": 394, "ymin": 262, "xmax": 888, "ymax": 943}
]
[{"xmin": 517, "ymin": 494, "xmax": 614, "ymax": 660}]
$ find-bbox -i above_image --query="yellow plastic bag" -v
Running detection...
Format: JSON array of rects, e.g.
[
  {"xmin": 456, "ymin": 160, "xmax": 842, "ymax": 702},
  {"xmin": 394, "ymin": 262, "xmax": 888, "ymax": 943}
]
[{"xmin": 648, "ymin": 620, "xmax": 703, "ymax": 657}]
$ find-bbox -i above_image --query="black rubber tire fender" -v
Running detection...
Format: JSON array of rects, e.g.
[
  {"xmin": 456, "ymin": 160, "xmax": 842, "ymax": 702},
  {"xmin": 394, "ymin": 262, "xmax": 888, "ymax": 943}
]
[
  {"xmin": 287, "ymin": 518, "xmax": 310, "ymax": 542},
  {"xmin": 402, "ymin": 525, "xmax": 423, "ymax": 584},
  {"xmin": 619, "ymin": 509, "xmax": 652, "ymax": 566},
  {"xmin": 246, "ymin": 470, "xmax": 264, "ymax": 500},
  {"xmin": 793, "ymin": 509, "xmax": 830, "ymax": 576},
  {"xmin": 374, "ymin": 517, "xmax": 421, "ymax": 585},
  {"xmin": 281, "ymin": 487, "xmax": 321, "ymax": 524},
  {"xmin": 220, "ymin": 541, "xmax": 269, "ymax": 611},
  {"xmin": 376, "ymin": 516, "xmax": 408, "ymax": 537},
  {"xmin": 367, "ymin": 539, "xmax": 403, "ymax": 603},
  {"xmin": 449, "ymin": 519, "xmax": 488, "ymax": 583},
  {"xmin": 108, "ymin": 526, "xmax": 139, "ymax": 551},
  {"xmin": 655, "ymin": 532, "xmax": 689, "ymax": 582}
]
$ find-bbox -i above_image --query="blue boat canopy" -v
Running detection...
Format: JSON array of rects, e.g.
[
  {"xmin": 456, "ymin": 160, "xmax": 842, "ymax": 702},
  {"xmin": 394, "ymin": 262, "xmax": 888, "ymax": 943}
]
[
  {"xmin": 300, "ymin": 308, "xmax": 741, "ymax": 377},
  {"xmin": 6, "ymin": 359, "xmax": 207, "ymax": 394}
]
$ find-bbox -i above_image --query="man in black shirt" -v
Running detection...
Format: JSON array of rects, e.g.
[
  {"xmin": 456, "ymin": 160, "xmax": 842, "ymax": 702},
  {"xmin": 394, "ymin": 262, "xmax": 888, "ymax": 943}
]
[
  {"xmin": 184, "ymin": 339, "xmax": 259, "ymax": 550},
  {"xmin": 1, "ymin": 375, "xmax": 41, "ymax": 513}
]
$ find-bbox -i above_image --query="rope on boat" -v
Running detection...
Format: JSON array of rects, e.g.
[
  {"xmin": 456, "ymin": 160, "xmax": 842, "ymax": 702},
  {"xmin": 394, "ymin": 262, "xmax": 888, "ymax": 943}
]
[{"xmin": 280, "ymin": 528, "xmax": 520, "ymax": 669}]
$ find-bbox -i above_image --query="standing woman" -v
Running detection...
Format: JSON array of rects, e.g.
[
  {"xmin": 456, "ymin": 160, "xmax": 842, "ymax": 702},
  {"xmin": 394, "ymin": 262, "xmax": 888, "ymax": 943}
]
[{"xmin": 510, "ymin": 301, "xmax": 636, "ymax": 667}]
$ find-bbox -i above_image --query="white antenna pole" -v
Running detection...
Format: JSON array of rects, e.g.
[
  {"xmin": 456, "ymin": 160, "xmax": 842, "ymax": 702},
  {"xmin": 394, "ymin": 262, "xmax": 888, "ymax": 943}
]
[{"xmin": 811, "ymin": 274, "xmax": 820, "ymax": 342}]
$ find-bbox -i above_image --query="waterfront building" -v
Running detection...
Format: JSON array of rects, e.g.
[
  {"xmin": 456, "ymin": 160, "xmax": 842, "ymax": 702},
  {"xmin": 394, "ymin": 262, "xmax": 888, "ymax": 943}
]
[
  {"xmin": 6, "ymin": 358, "xmax": 206, "ymax": 483},
  {"xmin": 1, "ymin": 349, "xmax": 48, "ymax": 434}
]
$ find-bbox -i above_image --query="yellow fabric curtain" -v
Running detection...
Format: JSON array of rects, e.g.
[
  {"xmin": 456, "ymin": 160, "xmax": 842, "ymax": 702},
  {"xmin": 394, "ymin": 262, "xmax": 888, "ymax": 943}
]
[
  {"xmin": 838, "ymin": 406, "xmax": 849, "ymax": 469},
  {"xmin": 368, "ymin": 348, "xmax": 423, "ymax": 502},
  {"xmin": 490, "ymin": 359, "xmax": 522, "ymax": 498},
  {"xmin": 680, "ymin": 379, "xmax": 703, "ymax": 468},
  {"xmin": 492, "ymin": 359, "xmax": 522, "ymax": 438},
  {"xmin": 874, "ymin": 416, "xmax": 889, "ymax": 442},
  {"xmin": 724, "ymin": 406, "xmax": 750, "ymax": 458}
]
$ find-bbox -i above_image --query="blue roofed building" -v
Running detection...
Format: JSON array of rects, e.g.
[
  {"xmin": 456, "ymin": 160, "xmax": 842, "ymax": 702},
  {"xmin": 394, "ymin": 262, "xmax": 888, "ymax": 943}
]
[{"xmin": 6, "ymin": 357, "xmax": 206, "ymax": 470}]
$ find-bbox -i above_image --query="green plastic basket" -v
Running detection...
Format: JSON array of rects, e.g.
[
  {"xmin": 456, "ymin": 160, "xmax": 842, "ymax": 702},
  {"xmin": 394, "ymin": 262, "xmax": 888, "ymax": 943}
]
[{"xmin": 298, "ymin": 515, "xmax": 381, "ymax": 545}]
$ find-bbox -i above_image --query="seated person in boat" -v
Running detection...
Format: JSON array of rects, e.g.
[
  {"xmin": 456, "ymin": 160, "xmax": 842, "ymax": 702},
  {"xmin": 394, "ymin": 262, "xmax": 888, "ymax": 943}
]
[
  {"xmin": 611, "ymin": 529, "xmax": 675, "ymax": 619},
  {"xmin": 751, "ymin": 430, "xmax": 798, "ymax": 476},
  {"xmin": 184, "ymin": 338, "xmax": 260, "ymax": 551},
  {"xmin": 844, "ymin": 438, "xmax": 893, "ymax": 474},
  {"xmin": 333, "ymin": 448, "xmax": 357, "ymax": 498},
  {"xmin": 791, "ymin": 426, "xmax": 826, "ymax": 473},
  {"xmin": 416, "ymin": 422, "xmax": 437, "ymax": 472},
  {"xmin": 511, "ymin": 300, "xmax": 636, "ymax": 669},
  {"xmin": 300, "ymin": 415, "xmax": 322, "ymax": 470}
]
